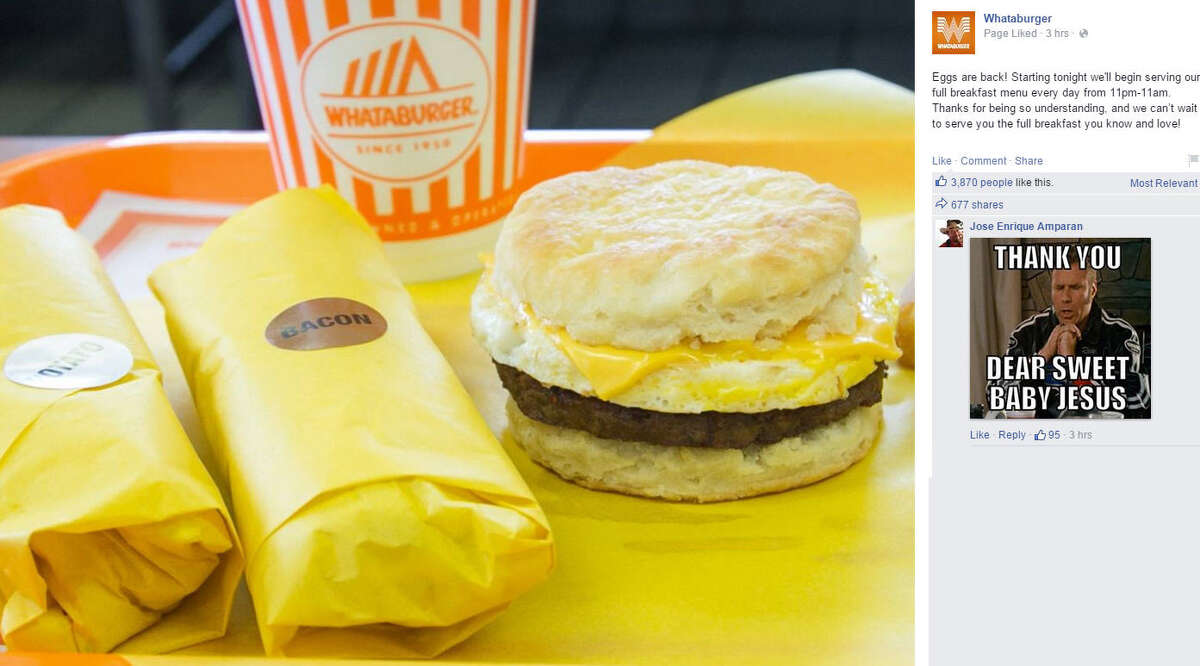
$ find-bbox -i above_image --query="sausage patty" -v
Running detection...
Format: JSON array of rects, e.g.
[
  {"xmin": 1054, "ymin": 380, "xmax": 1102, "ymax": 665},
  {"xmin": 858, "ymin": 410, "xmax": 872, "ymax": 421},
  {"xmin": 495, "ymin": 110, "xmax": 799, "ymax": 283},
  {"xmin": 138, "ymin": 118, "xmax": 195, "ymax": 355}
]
[{"xmin": 496, "ymin": 361, "xmax": 887, "ymax": 449}]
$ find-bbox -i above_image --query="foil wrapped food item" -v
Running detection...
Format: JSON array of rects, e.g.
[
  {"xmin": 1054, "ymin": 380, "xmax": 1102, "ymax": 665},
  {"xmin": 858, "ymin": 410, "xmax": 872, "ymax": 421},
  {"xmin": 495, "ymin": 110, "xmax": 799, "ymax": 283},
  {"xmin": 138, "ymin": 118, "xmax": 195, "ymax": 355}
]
[
  {"xmin": 0, "ymin": 205, "xmax": 242, "ymax": 653},
  {"xmin": 149, "ymin": 186, "xmax": 554, "ymax": 658}
]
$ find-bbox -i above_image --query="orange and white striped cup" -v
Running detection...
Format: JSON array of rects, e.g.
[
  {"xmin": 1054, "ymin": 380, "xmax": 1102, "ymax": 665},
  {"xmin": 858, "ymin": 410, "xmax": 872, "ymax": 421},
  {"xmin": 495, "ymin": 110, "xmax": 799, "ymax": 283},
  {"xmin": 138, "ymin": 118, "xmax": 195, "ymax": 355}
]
[{"xmin": 236, "ymin": 0, "xmax": 535, "ymax": 280}]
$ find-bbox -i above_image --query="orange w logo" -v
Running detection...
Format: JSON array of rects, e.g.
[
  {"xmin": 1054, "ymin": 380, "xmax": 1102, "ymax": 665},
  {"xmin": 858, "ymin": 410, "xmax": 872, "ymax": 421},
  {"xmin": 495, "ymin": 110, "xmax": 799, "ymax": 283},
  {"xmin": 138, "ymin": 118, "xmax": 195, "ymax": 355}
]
[
  {"xmin": 936, "ymin": 16, "xmax": 971, "ymax": 42},
  {"xmin": 339, "ymin": 36, "xmax": 441, "ymax": 97}
]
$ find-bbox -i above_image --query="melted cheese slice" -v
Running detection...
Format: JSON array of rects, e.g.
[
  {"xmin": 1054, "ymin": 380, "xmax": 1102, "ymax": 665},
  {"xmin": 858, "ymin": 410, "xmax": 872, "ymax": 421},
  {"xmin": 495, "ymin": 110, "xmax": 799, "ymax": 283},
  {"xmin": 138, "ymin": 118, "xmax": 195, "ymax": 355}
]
[{"xmin": 518, "ymin": 276, "xmax": 902, "ymax": 401}]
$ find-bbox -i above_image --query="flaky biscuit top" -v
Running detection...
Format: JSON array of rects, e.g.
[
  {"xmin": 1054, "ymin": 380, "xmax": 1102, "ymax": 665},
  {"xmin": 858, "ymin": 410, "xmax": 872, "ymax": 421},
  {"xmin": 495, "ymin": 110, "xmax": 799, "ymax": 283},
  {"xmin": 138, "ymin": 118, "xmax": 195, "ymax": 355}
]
[{"xmin": 491, "ymin": 160, "xmax": 862, "ymax": 351}]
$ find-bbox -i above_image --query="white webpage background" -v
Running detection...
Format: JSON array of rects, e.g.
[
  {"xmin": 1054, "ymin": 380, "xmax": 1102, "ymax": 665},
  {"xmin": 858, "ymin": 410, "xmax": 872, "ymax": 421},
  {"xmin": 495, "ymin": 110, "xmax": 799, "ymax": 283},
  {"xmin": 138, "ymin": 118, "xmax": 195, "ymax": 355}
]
[{"xmin": 918, "ymin": 2, "xmax": 1200, "ymax": 665}]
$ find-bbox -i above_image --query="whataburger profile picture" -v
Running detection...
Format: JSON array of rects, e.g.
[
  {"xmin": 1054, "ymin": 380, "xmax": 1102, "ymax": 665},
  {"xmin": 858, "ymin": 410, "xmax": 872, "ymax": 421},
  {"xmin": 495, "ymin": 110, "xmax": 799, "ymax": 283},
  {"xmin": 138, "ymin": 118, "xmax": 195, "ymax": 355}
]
[
  {"xmin": 300, "ymin": 20, "xmax": 492, "ymax": 183},
  {"xmin": 932, "ymin": 11, "xmax": 975, "ymax": 54}
]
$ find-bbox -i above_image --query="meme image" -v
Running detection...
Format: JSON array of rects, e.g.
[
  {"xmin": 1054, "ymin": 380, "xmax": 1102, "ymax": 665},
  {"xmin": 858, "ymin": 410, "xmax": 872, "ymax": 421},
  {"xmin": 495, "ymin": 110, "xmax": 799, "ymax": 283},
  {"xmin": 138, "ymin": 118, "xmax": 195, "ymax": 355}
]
[{"xmin": 969, "ymin": 238, "xmax": 1151, "ymax": 419}]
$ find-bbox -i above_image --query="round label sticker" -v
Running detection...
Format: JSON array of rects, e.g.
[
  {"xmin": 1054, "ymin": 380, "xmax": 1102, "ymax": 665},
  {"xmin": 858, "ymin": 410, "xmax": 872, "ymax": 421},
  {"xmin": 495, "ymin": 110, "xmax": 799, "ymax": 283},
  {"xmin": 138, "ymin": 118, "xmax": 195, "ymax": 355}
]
[
  {"xmin": 4, "ymin": 334, "xmax": 135, "ymax": 390},
  {"xmin": 265, "ymin": 297, "xmax": 388, "ymax": 351},
  {"xmin": 299, "ymin": 20, "xmax": 492, "ymax": 183}
]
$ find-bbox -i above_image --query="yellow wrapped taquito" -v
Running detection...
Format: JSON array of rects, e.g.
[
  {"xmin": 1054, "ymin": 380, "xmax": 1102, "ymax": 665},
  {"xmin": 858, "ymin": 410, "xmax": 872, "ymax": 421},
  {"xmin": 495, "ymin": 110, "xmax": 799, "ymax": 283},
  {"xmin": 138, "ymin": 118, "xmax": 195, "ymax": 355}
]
[
  {"xmin": 0, "ymin": 205, "xmax": 243, "ymax": 653},
  {"xmin": 149, "ymin": 186, "xmax": 554, "ymax": 658}
]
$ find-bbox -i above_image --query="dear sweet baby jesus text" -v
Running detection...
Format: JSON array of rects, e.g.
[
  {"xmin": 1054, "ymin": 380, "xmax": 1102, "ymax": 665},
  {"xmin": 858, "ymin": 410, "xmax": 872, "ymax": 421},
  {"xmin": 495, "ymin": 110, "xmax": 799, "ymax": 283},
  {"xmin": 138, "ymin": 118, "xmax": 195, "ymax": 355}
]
[{"xmin": 987, "ymin": 355, "xmax": 1130, "ymax": 411}]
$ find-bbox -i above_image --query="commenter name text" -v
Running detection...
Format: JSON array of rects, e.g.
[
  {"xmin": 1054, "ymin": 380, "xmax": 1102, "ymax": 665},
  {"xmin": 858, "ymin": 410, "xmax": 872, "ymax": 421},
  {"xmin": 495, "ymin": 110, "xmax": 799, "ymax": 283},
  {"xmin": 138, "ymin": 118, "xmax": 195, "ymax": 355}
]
[{"xmin": 968, "ymin": 221, "xmax": 1084, "ymax": 232}]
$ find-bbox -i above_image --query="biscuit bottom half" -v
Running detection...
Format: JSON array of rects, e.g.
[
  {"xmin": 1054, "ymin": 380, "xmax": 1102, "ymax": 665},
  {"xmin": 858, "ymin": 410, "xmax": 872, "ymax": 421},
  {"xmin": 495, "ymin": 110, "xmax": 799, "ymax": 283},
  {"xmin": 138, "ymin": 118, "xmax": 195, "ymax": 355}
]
[{"xmin": 506, "ymin": 399, "xmax": 882, "ymax": 503}]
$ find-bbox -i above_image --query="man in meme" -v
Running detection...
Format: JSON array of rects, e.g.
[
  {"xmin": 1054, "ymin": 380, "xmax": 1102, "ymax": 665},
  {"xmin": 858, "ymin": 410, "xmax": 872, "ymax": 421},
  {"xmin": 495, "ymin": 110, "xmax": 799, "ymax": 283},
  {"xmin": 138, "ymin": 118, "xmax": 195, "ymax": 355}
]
[{"xmin": 986, "ymin": 244, "xmax": 1150, "ymax": 418}]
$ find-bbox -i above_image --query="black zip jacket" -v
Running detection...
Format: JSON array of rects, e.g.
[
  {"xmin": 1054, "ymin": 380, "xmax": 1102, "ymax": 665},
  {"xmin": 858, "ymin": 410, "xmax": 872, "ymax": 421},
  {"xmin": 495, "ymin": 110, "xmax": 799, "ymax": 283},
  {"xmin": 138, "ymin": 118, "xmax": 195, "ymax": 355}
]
[{"xmin": 986, "ymin": 306, "xmax": 1149, "ymax": 418}]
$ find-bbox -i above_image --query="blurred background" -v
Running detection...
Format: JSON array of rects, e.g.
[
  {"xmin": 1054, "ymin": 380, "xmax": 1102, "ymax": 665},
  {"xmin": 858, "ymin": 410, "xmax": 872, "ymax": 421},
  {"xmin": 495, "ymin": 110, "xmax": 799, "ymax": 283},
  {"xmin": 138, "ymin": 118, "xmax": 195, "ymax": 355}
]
[{"xmin": 0, "ymin": 0, "xmax": 912, "ymax": 136}]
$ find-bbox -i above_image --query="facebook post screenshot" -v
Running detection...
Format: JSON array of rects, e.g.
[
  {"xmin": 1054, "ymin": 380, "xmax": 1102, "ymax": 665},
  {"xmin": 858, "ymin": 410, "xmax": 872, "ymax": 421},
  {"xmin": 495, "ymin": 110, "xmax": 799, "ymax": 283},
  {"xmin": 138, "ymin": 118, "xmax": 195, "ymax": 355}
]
[
  {"xmin": 919, "ymin": 2, "xmax": 1200, "ymax": 664},
  {"xmin": 18, "ymin": 2, "xmax": 1200, "ymax": 665}
]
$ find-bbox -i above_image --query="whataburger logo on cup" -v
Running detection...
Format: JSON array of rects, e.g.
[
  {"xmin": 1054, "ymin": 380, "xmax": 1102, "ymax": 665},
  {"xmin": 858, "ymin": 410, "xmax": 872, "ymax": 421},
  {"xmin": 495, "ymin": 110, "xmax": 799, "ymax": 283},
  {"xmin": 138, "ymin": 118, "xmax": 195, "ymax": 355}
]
[
  {"xmin": 237, "ymin": 0, "xmax": 534, "ymax": 270},
  {"xmin": 300, "ymin": 21, "xmax": 491, "ymax": 183}
]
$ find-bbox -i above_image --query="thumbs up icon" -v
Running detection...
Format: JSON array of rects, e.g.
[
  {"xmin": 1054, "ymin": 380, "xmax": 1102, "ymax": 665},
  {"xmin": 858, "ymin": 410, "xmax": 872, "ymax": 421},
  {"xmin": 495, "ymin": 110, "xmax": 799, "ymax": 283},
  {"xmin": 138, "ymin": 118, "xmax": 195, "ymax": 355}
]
[{"xmin": 935, "ymin": 175, "xmax": 948, "ymax": 187}]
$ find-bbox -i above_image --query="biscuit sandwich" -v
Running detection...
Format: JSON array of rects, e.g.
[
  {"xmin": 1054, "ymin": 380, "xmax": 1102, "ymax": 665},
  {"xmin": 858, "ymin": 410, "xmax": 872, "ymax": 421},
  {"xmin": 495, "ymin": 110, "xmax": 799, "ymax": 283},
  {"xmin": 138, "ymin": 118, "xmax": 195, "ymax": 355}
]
[{"xmin": 471, "ymin": 160, "xmax": 901, "ymax": 502}]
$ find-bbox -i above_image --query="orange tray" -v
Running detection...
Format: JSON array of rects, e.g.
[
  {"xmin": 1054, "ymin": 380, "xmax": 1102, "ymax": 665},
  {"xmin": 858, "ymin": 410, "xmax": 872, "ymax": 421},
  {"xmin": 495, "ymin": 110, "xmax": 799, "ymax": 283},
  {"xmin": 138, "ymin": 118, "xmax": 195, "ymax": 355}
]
[
  {"xmin": 0, "ymin": 130, "xmax": 642, "ymax": 222},
  {"xmin": 0, "ymin": 130, "xmax": 914, "ymax": 666}
]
